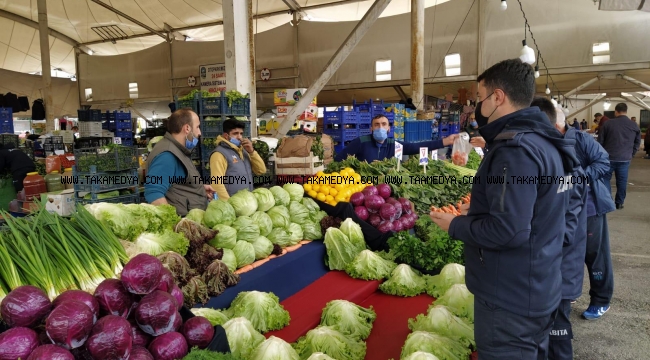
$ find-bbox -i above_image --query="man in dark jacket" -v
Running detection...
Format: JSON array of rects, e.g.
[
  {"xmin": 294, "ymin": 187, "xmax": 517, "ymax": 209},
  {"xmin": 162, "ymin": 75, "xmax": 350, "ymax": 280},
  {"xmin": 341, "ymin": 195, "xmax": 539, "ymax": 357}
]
[
  {"xmin": 0, "ymin": 143, "xmax": 36, "ymax": 192},
  {"xmin": 644, "ymin": 126, "xmax": 650, "ymax": 159},
  {"xmin": 430, "ymin": 59, "xmax": 578, "ymax": 359},
  {"xmin": 598, "ymin": 103, "xmax": 641, "ymax": 209}
]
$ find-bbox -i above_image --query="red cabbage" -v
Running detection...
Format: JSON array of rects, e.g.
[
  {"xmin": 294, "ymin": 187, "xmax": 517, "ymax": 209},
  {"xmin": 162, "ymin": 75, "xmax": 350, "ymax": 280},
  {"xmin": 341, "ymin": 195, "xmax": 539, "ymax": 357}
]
[
  {"xmin": 121, "ymin": 254, "xmax": 164, "ymax": 295},
  {"xmin": 392, "ymin": 218, "xmax": 405, "ymax": 232},
  {"xmin": 87, "ymin": 315, "xmax": 132, "ymax": 360},
  {"xmin": 135, "ymin": 291, "xmax": 178, "ymax": 336},
  {"xmin": 362, "ymin": 186, "xmax": 378, "ymax": 197},
  {"xmin": 368, "ymin": 214, "xmax": 382, "ymax": 228},
  {"xmin": 46, "ymin": 301, "xmax": 94, "ymax": 349},
  {"xmin": 155, "ymin": 268, "xmax": 175, "ymax": 293},
  {"xmin": 172, "ymin": 312, "xmax": 182, "ymax": 332},
  {"xmin": 364, "ymin": 195, "xmax": 385, "ymax": 213},
  {"xmin": 170, "ymin": 285, "xmax": 184, "ymax": 311},
  {"xmin": 53, "ymin": 290, "xmax": 100, "ymax": 323},
  {"xmin": 398, "ymin": 198, "xmax": 413, "ymax": 214},
  {"xmin": 377, "ymin": 220, "xmax": 394, "ymax": 233},
  {"xmin": 147, "ymin": 332, "xmax": 188, "ymax": 360},
  {"xmin": 350, "ymin": 192, "xmax": 365, "ymax": 207},
  {"xmin": 386, "ymin": 198, "xmax": 403, "ymax": 219},
  {"xmin": 129, "ymin": 319, "xmax": 152, "ymax": 347},
  {"xmin": 379, "ymin": 203, "xmax": 398, "ymax": 221},
  {"xmin": 354, "ymin": 206, "xmax": 369, "ymax": 221},
  {"xmin": 94, "ymin": 279, "xmax": 135, "ymax": 318},
  {"xmin": 129, "ymin": 346, "xmax": 154, "ymax": 360},
  {"xmin": 0, "ymin": 327, "xmax": 39, "ymax": 359},
  {"xmin": 1, "ymin": 285, "xmax": 52, "ymax": 328},
  {"xmin": 376, "ymin": 183, "xmax": 392, "ymax": 199},
  {"xmin": 181, "ymin": 316, "xmax": 214, "ymax": 349},
  {"xmin": 26, "ymin": 344, "xmax": 75, "ymax": 360}
]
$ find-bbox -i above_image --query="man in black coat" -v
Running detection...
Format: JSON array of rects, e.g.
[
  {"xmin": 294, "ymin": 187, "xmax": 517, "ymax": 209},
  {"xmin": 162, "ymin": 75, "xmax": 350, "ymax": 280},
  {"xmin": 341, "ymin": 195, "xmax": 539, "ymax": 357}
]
[{"xmin": 0, "ymin": 143, "xmax": 36, "ymax": 192}]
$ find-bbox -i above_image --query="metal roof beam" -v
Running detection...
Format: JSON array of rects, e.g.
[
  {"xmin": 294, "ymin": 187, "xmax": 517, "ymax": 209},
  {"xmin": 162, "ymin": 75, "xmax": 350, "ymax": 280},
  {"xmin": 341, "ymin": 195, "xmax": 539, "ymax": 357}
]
[
  {"xmin": 0, "ymin": 9, "xmax": 78, "ymax": 47},
  {"xmin": 89, "ymin": 0, "xmax": 167, "ymax": 40}
]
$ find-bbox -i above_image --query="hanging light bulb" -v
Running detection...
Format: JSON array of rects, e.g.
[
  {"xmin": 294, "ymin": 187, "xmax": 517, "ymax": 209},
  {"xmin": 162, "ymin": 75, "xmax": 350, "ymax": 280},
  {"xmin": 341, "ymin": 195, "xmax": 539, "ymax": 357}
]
[
  {"xmin": 551, "ymin": 98, "xmax": 558, "ymax": 107},
  {"xmin": 500, "ymin": 0, "xmax": 508, "ymax": 10},
  {"xmin": 562, "ymin": 105, "xmax": 570, "ymax": 116},
  {"xmin": 545, "ymin": 85, "xmax": 551, "ymax": 95},
  {"xmin": 519, "ymin": 40, "xmax": 536, "ymax": 65},
  {"xmin": 534, "ymin": 65, "xmax": 540, "ymax": 78},
  {"xmin": 603, "ymin": 99, "xmax": 611, "ymax": 110}
]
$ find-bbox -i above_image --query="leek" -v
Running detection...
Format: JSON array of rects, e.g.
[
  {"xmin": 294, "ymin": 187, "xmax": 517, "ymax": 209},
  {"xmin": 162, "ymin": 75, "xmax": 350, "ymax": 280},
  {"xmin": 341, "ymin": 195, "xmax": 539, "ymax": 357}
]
[{"xmin": 0, "ymin": 231, "xmax": 22, "ymax": 290}]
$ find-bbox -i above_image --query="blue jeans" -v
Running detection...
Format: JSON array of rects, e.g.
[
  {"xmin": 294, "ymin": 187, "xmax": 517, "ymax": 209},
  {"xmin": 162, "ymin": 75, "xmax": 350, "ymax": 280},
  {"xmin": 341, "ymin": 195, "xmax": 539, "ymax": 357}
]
[{"xmin": 604, "ymin": 161, "xmax": 630, "ymax": 205}]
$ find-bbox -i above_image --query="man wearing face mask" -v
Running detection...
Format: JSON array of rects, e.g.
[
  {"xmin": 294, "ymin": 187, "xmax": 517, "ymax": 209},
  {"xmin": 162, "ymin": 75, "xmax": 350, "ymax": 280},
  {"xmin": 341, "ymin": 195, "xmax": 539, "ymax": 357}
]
[
  {"xmin": 334, "ymin": 114, "xmax": 458, "ymax": 162},
  {"xmin": 145, "ymin": 109, "xmax": 215, "ymax": 216},
  {"xmin": 429, "ymin": 59, "xmax": 580, "ymax": 360},
  {"xmin": 210, "ymin": 119, "xmax": 266, "ymax": 200}
]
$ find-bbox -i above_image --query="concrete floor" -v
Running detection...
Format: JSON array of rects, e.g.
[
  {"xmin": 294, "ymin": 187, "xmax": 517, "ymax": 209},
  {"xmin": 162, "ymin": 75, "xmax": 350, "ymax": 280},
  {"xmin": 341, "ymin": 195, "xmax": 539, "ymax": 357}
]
[{"xmin": 572, "ymin": 151, "xmax": 650, "ymax": 360}]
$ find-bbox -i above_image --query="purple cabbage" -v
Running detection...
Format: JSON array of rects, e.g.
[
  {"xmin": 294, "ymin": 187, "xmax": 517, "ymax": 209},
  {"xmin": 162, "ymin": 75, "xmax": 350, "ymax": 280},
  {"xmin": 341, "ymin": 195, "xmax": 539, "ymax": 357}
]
[
  {"xmin": 45, "ymin": 300, "xmax": 94, "ymax": 349},
  {"xmin": 53, "ymin": 290, "xmax": 100, "ymax": 323},
  {"xmin": 155, "ymin": 268, "xmax": 176, "ymax": 293},
  {"xmin": 172, "ymin": 312, "xmax": 183, "ymax": 332},
  {"xmin": 129, "ymin": 319, "xmax": 152, "ymax": 347},
  {"xmin": 392, "ymin": 218, "xmax": 405, "ymax": 232},
  {"xmin": 134, "ymin": 291, "xmax": 178, "ymax": 336},
  {"xmin": 121, "ymin": 254, "xmax": 164, "ymax": 295},
  {"xmin": 398, "ymin": 197, "xmax": 413, "ymax": 214},
  {"xmin": 129, "ymin": 346, "xmax": 155, "ymax": 360},
  {"xmin": 26, "ymin": 344, "xmax": 75, "ymax": 360},
  {"xmin": 364, "ymin": 195, "xmax": 385, "ymax": 214},
  {"xmin": 361, "ymin": 186, "xmax": 378, "ymax": 197},
  {"xmin": 377, "ymin": 220, "xmax": 394, "ymax": 233},
  {"xmin": 379, "ymin": 203, "xmax": 398, "ymax": 221},
  {"xmin": 94, "ymin": 279, "xmax": 135, "ymax": 318},
  {"xmin": 354, "ymin": 206, "xmax": 369, "ymax": 221},
  {"xmin": 0, "ymin": 327, "xmax": 40, "ymax": 360},
  {"xmin": 386, "ymin": 198, "xmax": 403, "ymax": 219},
  {"xmin": 368, "ymin": 214, "xmax": 382, "ymax": 228},
  {"xmin": 376, "ymin": 183, "xmax": 392, "ymax": 199},
  {"xmin": 147, "ymin": 332, "xmax": 188, "ymax": 360},
  {"xmin": 181, "ymin": 316, "xmax": 215, "ymax": 349},
  {"xmin": 350, "ymin": 192, "xmax": 365, "ymax": 207},
  {"xmin": 170, "ymin": 285, "xmax": 184, "ymax": 311},
  {"xmin": 86, "ymin": 315, "xmax": 133, "ymax": 360},
  {"xmin": 0, "ymin": 285, "xmax": 52, "ymax": 328}
]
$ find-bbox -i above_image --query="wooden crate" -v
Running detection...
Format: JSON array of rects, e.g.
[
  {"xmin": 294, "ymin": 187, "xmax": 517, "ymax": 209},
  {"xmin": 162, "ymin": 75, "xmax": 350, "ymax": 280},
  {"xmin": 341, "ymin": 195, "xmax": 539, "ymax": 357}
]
[{"xmin": 270, "ymin": 152, "xmax": 324, "ymax": 175}]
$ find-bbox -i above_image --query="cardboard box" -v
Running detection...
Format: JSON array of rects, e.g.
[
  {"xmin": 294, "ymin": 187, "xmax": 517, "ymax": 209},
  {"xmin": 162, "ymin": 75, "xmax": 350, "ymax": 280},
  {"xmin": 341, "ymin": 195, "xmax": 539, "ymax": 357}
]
[
  {"xmin": 43, "ymin": 189, "xmax": 75, "ymax": 216},
  {"xmin": 274, "ymin": 89, "xmax": 317, "ymax": 106},
  {"xmin": 302, "ymin": 121, "xmax": 317, "ymax": 133},
  {"xmin": 276, "ymin": 105, "xmax": 318, "ymax": 120}
]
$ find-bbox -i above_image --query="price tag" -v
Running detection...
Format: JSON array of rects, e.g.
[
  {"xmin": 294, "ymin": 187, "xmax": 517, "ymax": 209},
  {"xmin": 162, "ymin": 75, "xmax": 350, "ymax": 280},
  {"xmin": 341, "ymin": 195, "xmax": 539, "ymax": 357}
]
[
  {"xmin": 66, "ymin": 156, "xmax": 75, "ymax": 161},
  {"xmin": 419, "ymin": 147, "xmax": 429, "ymax": 166},
  {"xmin": 54, "ymin": 150, "xmax": 64, "ymax": 155},
  {"xmin": 394, "ymin": 141, "xmax": 403, "ymax": 160},
  {"xmin": 113, "ymin": 137, "xmax": 122, "ymax": 145},
  {"xmin": 431, "ymin": 150, "xmax": 438, "ymax": 161},
  {"xmin": 474, "ymin": 147, "xmax": 484, "ymax": 156}
]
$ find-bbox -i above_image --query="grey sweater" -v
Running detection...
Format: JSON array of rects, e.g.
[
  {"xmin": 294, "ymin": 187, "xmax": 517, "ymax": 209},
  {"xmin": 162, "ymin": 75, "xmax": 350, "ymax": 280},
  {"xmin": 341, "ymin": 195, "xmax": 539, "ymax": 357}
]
[{"xmin": 598, "ymin": 115, "xmax": 641, "ymax": 161}]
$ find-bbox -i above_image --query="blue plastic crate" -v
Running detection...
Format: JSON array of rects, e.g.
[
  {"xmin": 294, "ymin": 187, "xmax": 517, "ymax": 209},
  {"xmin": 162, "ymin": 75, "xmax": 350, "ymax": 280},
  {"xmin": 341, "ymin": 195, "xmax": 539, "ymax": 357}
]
[
  {"xmin": 384, "ymin": 112, "xmax": 395, "ymax": 121},
  {"xmin": 200, "ymin": 119, "xmax": 251, "ymax": 138},
  {"xmin": 201, "ymin": 96, "xmax": 225, "ymax": 115},
  {"xmin": 358, "ymin": 112, "xmax": 372, "ymax": 125},
  {"xmin": 404, "ymin": 120, "xmax": 433, "ymax": 143},
  {"xmin": 450, "ymin": 123, "xmax": 460, "ymax": 134},
  {"xmin": 72, "ymin": 167, "xmax": 138, "ymax": 194},
  {"xmin": 115, "ymin": 111, "xmax": 131, "ymax": 121},
  {"xmin": 121, "ymin": 140, "xmax": 133, "ymax": 147},
  {"xmin": 116, "ymin": 121, "xmax": 132, "ymax": 130},
  {"xmin": 353, "ymin": 99, "xmax": 385, "ymax": 116},
  {"xmin": 115, "ymin": 130, "xmax": 133, "ymax": 138},
  {"xmin": 226, "ymin": 98, "xmax": 251, "ymax": 116},
  {"xmin": 0, "ymin": 122, "xmax": 14, "ymax": 134},
  {"xmin": 324, "ymin": 107, "xmax": 359, "ymax": 126},
  {"xmin": 324, "ymin": 128, "xmax": 359, "ymax": 142},
  {"xmin": 0, "ymin": 107, "xmax": 12, "ymax": 121},
  {"xmin": 359, "ymin": 124, "xmax": 371, "ymax": 136},
  {"xmin": 177, "ymin": 97, "xmax": 198, "ymax": 112}
]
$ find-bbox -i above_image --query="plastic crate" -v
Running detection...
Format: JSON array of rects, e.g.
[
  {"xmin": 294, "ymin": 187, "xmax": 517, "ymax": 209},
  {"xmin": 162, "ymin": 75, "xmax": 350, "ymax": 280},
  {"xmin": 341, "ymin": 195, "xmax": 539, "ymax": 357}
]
[
  {"xmin": 116, "ymin": 121, "xmax": 132, "ymax": 130},
  {"xmin": 79, "ymin": 121, "xmax": 103, "ymax": 137},
  {"xmin": 121, "ymin": 139, "xmax": 133, "ymax": 147},
  {"xmin": 0, "ymin": 121, "xmax": 14, "ymax": 134},
  {"xmin": 385, "ymin": 103, "xmax": 405, "ymax": 114},
  {"xmin": 75, "ymin": 137, "xmax": 112, "ymax": 149},
  {"xmin": 324, "ymin": 107, "xmax": 359, "ymax": 126},
  {"xmin": 359, "ymin": 124, "xmax": 371, "ymax": 136},
  {"xmin": 405, "ymin": 120, "xmax": 433, "ymax": 143},
  {"xmin": 201, "ymin": 96, "xmax": 225, "ymax": 115},
  {"xmin": 226, "ymin": 98, "xmax": 251, "ymax": 116},
  {"xmin": 72, "ymin": 167, "xmax": 138, "ymax": 193},
  {"xmin": 358, "ymin": 112, "xmax": 372, "ymax": 125},
  {"xmin": 1, "ymin": 134, "xmax": 19, "ymax": 147},
  {"xmin": 76, "ymin": 192, "xmax": 139, "ymax": 205},
  {"xmin": 115, "ymin": 130, "xmax": 133, "ymax": 138},
  {"xmin": 177, "ymin": 97, "xmax": 198, "ymax": 112},
  {"xmin": 115, "ymin": 111, "xmax": 131, "ymax": 121},
  {"xmin": 200, "ymin": 119, "xmax": 251, "ymax": 138},
  {"xmin": 45, "ymin": 136, "xmax": 63, "ymax": 144},
  {"xmin": 74, "ymin": 146, "xmax": 138, "ymax": 172},
  {"xmin": 353, "ymin": 99, "xmax": 385, "ymax": 116},
  {"xmin": 0, "ymin": 108, "xmax": 12, "ymax": 121},
  {"xmin": 77, "ymin": 109, "xmax": 102, "ymax": 122},
  {"xmin": 324, "ymin": 128, "xmax": 359, "ymax": 142}
]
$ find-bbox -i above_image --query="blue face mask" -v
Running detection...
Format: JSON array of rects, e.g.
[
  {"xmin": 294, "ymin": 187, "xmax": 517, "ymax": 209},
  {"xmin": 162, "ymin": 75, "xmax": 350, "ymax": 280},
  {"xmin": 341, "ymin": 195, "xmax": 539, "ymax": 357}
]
[
  {"xmin": 185, "ymin": 133, "xmax": 198, "ymax": 150},
  {"xmin": 470, "ymin": 121, "xmax": 478, "ymax": 127},
  {"xmin": 373, "ymin": 128, "xmax": 388, "ymax": 142},
  {"xmin": 229, "ymin": 137, "xmax": 241, "ymax": 147}
]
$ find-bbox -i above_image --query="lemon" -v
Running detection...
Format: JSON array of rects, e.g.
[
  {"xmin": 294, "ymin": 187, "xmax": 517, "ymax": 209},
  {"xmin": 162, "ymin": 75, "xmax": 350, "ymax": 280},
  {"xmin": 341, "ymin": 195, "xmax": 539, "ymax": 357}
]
[
  {"xmin": 316, "ymin": 171, "xmax": 325, "ymax": 178},
  {"xmin": 329, "ymin": 188, "xmax": 338, "ymax": 197},
  {"xmin": 317, "ymin": 193, "xmax": 327, "ymax": 202},
  {"xmin": 320, "ymin": 186, "xmax": 330, "ymax": 196},
  {"xmin": 335, "ymin": 195, "xmax": 346, "ymax": 202},
  {"xmin": 304, "ymin": 184, "xmax": 313, "ymax": 192},
  {"xmin": 308, "ymin": 190, "xmax": 318, "ymax": 198},
  {"xmin": 340, "ymin": 170, "xmax": 349, "ymax": 177},
  {"xmin": 326, "ymin": 195, "xmax": 334, "ymax": 202},
  {"xmin": 344, "ymin": 167, "xmax": 355, "ymax": 174},
  {"xmin": 312, "ymin": 184, "xmax": 320, "ymax": 192}
]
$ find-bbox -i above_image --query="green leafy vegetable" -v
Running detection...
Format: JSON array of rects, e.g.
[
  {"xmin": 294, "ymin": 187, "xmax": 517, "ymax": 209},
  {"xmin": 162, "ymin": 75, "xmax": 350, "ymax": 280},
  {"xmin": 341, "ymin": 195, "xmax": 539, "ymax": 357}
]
[
  {"xmin": 301, "ymin": 197, "xmax": 320, "ymax": 213},
  {"xmin": 433, "ymin": 284, "xmax": 475, "ymax": 323},
  {"xmin": 288, "ymin": 223, "xmax": 304, "ymax": 244},
  {"xmin": 190, "ymin": 308, "xmax": 230, "ymax": 326},
  {"xmin": 306, "ymin": 353, "xmax": 336, "ymax": 360},
  {"xmin": 253, "ymin": 188, "xmax": 275, "ymax": 212},
  {"xmin": 283, "ymin": 184, "xmax": 305, "ymax": 202},
  {"xmin": 267, "ymin": 206, "xmax": 290, "ymax": 229},
  {"xmin": 232, "ymin": 241, "xmax": 255, "ymax": 268},
  {"xmin": 301, "ymin": 221, "xmax": 323, "ymax": 241},
  {"xmin": 251, "ymin": 211, "xmax": 273, "ymax": 237},
  {"xmin": 378, "ymin": 264, "xmax": 427, "ymax": 297},
  {"xmin": 209, "ymin": 224, "xmax": 238, "ymax": 249},
  {"xmin": 344, "ymin": 250, "xmax": 397, "ymax": 281},
  {"xmin": 228, "ymin": 190, "xmax": 258, "ymax": 217},
  {"xmin": 338, "ymin": 219, "xmax": 366, "ymax": 249},
  {"xmin": 221, "ymin": 248, "xmax": 237, "ymax": 272},
  {"xmin": 205, "ymin": 200, "xmax": 237, "ymax": 227},
  {"xmin": 232, "ymin": 216, "xmax": 261, "ymax": 243},
  {"xmin": 185, "ymin": 209, "xmax": 205, "ymax": 224},
  {"xmin": 251, "ymin": 236, "xmax": 274, "ymax": 260},
  {"xmin": 408, "ymin": 305, "xmax": 474, "ymax": 347},
  {"xmin": 250, "ymin": 336, "xmax": 299, "ymax": 360},
  {"xmin": 400, "ymin": 331, "xmax": 472, "ymax": 360},
  {"xmin": 224, "ymin": 291, "xmax": 290, "ymax": 333},
  {"xmin": 402, "ymin": 352, "xmax": 441, "ymax": 360},
  {"xmin": 293, "ymin": 326, "xmax": 366, "ymax": 360},
  {"xmin": 426, "ymin": 263, "xmax": 465, "ymax": 298},
  {"xmin": 270, "ymin": 186, "xmax": 291, "ymax": 207},
  {"xmin": 267, "ymin": 228, "xmax": 293, "ymax": 248},
  {"xmin": 466, "ymin": 149, "xmax": 482, "ymax": 170},
  {"xmin": 183, "ymin": 348, "xmax": 241, "ymax": 360},
  {"xmin": 319, "ymin": 300, "xmax": 376, "ymax": 341},
  {"xmin": 323, "ymin": 228, "xmax": 365, "ymax": 271},
  {"xmin": 222, "ymin": 317, "xmax": 266, "ymax": 359},
  {"xmin": 133, "ymin": 230, "xmax": 190, "ymax": 256},
  {"xmin": 289, "ymin": 201, "xmax": 311, "ymax": 225}
]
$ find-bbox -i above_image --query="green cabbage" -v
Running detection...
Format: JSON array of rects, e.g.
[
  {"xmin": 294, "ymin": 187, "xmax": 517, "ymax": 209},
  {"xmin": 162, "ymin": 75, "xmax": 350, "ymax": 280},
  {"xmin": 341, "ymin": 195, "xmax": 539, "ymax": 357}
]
[
  {"xmin": 185, "ymin": 208, "xmax": 205, "ymax": 224},
  {"xmin": 408, "ymin": 305, "xmax": 474, "ymax": 347},
  {"xmin": 311, "ymin": 210, "xmax": 328, "ymax": 224},
  {"xmin": 323, "ymin": 227, "xmax": 366, "ymax": 271},
  {"xmin": 222, "ymin": 248, "xmax": 238, "ymax": 272},
  {"xmin": 209, "ymin": 224, "xmax": 238, "ymax": 249},
  {"xmin": 402, "ymin": 352, "xmax": 441, "ymax": 360},
  {"xmin": 252, "ymin": 236, "xmax": 273, "ymax": 260},
  {"xmin": 190, "ymin": 308, "xmax": 230, "ymax": 326},
  {"xmin": 339, "ymin": 218, "xmax": 365, "ymax": 249},
  {"xmin": 283, "ymin": 183, "xmax": 304, "ymax": 202},
  {"xmin": 289, "ymin": 201, "xmax": 311, "ymax": 225},
  {"xmin": 253, "ymin": 188, "xmax": 275, "ymax": 212},
  {"xmin": 400, "ymin": 331, "xmax": 472, "ymax": 360},
  {"xmin": 228, "ymin": 190, "xmax": 258, "ymax": 217},
  {"xmin": 225, "ymin": 291, "xmax": 290, "ymax": 333},
  {"xmin": 288, "ymin": 223, "xmax": 304, "ymax": 244},
  {"xmin": 301, "ymin": 197, "xmax": 320, "ymax": 213},
  {"xmin": 301, "ymin": 221, "xmax": 323, "ymax": 240},
  {"xmin": 426, "ymin": 263, "xmax": 466, "ymax": 298},
  {"xmin": 251, "ymin": 211, "xmax": 273, "ymax": 237},
  {"xmin": 293, "ymin": 326, "xmax": 366, "ymax": 360},
  {"xmin": 205, "ymin": 200, "xmax": 237, "ymax": 227},
  {"xmin": 267, "ymin": 206, "xmax": 290, "ymax": 229},
  {"xmin": 378, "ymin": 264, "xmax": 427, "ymax": 297},
  {"xmin": 319, "ymin": 300, "xmax": 376, "ymax": 341},
  {"xmin": 267, "ymin": 228, "xmax": 293, "ymax": 248},
  {"xmin": 306, "ymin": 353, "xmax": 336, "ymax": 360},
  {"xmin": 233, "ymin": 241, "xmax": 256, "ymax": 268},
  {"xmin": 223, "ymin": 317, "xmax": 266, "ymax": 359},
  {"xmin": 232, "ymin": 216, "xmax": 261, "ymax": 242},
  {"xmin": 433, "ymin": 284, "xmax": 475, "ymax": 323},
  {"xmin": 133, "ymin": 230, "xmax": 190, "ymax": 256},
  {"xmin": 344, "ymin": 250, "xmax": 397, "ymax": 281},
  {"xmin": 250, "ymin": 336, "xmax": 299, "ymax": 360},
  {"xmin": 270, "ymin": 186, "xmax": 290, "ymax": 206}
]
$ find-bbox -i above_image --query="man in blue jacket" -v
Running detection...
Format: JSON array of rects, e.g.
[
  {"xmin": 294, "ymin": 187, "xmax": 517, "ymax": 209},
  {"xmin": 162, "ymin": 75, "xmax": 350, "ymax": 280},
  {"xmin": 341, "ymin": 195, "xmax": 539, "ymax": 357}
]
[
  {"xmin": 532, "ymin": 97, "xmax": 588, "ymax": 360},
  {"xmin": 430, "ymin": 59, "xmax": 579, "ymax": 359},
  {"xmin": 334, "ymin": 114, "xmax": 458, "ymax": 162}
]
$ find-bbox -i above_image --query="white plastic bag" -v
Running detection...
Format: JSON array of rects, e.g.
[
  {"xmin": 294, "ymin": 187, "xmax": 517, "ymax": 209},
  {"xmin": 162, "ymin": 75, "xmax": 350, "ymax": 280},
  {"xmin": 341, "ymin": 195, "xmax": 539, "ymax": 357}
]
[{"xmin": 451, "ymin": 137, "xmax": 472, "ymax": 166}]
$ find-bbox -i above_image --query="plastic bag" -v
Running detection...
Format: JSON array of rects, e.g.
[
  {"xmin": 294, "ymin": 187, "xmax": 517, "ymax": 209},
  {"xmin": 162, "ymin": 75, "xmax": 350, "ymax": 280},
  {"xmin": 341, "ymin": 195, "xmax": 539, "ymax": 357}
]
[
  {"xmin": 45, "ymin": 155, "xmax": 62, "ymax": 174},
  {"xmin": 451, "ymin": 137, "xmax": 472, "ymax": 166}
]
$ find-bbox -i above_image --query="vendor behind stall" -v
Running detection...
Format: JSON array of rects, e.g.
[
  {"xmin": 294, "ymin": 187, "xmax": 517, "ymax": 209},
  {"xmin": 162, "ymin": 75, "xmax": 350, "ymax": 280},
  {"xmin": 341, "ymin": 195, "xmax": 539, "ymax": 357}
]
[
  {"xmin": 334, "ymin": 114, "xmax": 459, "ymax": 162},
  {"xmin": 0, "ymin": 143, "xmax": 36, "ymax": 192}
]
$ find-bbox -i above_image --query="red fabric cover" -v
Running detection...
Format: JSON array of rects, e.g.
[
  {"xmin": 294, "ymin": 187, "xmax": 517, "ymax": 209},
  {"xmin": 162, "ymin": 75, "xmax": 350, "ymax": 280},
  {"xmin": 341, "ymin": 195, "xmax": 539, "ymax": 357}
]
[{"xmin": 266, "ymin": 271, "xmax": 379, "ymax": 342}]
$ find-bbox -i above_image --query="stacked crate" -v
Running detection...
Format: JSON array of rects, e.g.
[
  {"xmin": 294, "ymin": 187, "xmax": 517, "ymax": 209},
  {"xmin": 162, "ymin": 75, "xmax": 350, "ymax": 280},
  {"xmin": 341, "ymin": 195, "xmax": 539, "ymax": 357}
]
[
  {"xmin": 0, "ymin": 108, "xmax": 13, "ymax": 134},
  {"xmin": 386, "ymin": 104, "xmax": 406, "ymax": 141},
  {"xmin": 42, "ymin": 136, "xmax": 65, "ymax": 154},
  {"xmin": 77, "ymin": 109, "xmax": 103, "ymax": 137},
  {"xmin": 323, "ymin": 107, "xmax": 360, "ymax": 154},
  {"xmin": 72, "ymin": 145, "xmax": 139, "ymax": 204},
  {"xmin": 114, "ymin": 112, "xmax": 133, "ymax": 146},
  {"xmin": 353, "ymin": 99, "xmax": 396, "ymax": 138}
]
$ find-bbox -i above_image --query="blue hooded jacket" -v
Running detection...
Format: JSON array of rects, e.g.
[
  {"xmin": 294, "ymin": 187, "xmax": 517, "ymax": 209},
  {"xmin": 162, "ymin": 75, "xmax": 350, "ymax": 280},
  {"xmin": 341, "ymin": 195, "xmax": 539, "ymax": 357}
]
[
  {"xmin": 572, "ymin": 131, "xmax": 615, "ymax": 217},
  {"xmin": 449, "ymin": 107, "xmax": 579, "ymax": 318}
]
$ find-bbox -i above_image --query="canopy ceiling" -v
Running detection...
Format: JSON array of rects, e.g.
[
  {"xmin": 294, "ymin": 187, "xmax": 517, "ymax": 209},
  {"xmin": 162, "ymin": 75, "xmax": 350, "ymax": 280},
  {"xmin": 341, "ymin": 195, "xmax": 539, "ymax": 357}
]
[
  {"xmin": 599, "ymin": 0, "xmax": 650, "ymax": 12},
  {"xmin": 0, "ymin": 0, "xmax": 448, "ymax": 75}
]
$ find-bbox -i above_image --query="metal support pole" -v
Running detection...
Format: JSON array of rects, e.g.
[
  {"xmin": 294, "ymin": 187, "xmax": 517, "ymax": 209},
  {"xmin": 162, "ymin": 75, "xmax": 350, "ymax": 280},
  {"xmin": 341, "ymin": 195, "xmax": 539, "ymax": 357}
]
[
  {"xmin": 621, "ymin": 75, "xmax": 650, "ymax": 92},
  {"xmin": 248, "ymin": 0, "xmax": 257, "ymax": 137},
  {"xmin": 566, "ymin": 94, "xmax": 606, "ymax": 119},
  {"xmin": 293, "ymin": 12, "xmax": 300, "ymax": 88},
  {"xmin": 562, "ymin": 76, "xmax": 600, "ymax": 98},
  {"xmin": 37, "ymin": 0, "xmax": 55, "ymax": 132},
  {"xmin": 393, "ymin": 86, "xmax": 408, "ymax": 101},
  {"xmin": 411, "ymin": 0, "xmax": 424, "ymax": 110},
  {"xmin": 477, "ymin": 0, "xmax": 484, "ymax": 75},
  {"xmin": 632, "ymin": 93, "xmax": 650, "ymax": 109},
  {"xmin": 273, "ymin": 0, "xmax": 392, "ymax": 138}
]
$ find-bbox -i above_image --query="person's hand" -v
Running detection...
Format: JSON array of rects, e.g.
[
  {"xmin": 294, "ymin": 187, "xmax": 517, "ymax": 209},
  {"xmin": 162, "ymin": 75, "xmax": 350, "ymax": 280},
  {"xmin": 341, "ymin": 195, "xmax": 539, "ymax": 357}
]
[
  {"xmin": 470, "ymin": 136, "xmax": 486, "ymax": 148},
  {"xmin": 460, "ymin": 203, "xmax": 470, "ymax": 216},
  {"xmin": 241, "ymin": 138, "xmax": 254, "ymax": 154},
  {"xmin": 429, "ymin": 211, "xmax": 456, "ymax": 232},
  {"xmin": 204, "ymin": 185, "xmax": 216, "ymax": 200},
  {"xmin": 442, "ymin": 134, "xmax": 460, "ymax": 147}
]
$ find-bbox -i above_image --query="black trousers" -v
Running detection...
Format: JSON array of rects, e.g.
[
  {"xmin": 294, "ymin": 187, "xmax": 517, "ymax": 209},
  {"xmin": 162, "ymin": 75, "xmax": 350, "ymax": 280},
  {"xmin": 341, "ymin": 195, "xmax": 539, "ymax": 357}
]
[
  {"xmin": 548, "ymin": 299, "xmax": 573, "ymax": 360},
  {"xmin": 585, "ymin": 214, "xmax": 614, "ymax": 306},
  {"xmin": 474, "ymin": 297, "xmax": 556, "ymax": 360}
]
